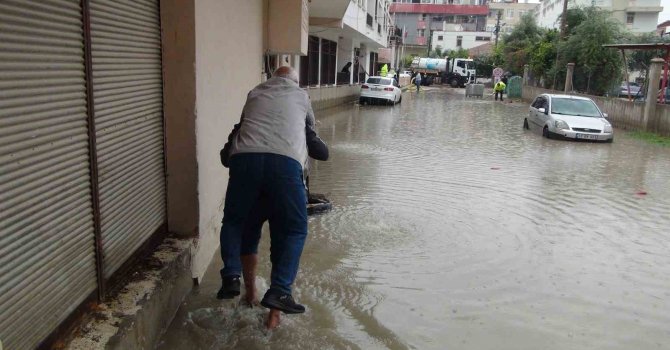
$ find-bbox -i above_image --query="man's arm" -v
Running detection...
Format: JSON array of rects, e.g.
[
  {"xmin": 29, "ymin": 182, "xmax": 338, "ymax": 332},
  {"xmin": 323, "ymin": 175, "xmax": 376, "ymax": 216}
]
[{"xmin": 305, "ymin": 105, "xmax": 329, "ymax": 161}]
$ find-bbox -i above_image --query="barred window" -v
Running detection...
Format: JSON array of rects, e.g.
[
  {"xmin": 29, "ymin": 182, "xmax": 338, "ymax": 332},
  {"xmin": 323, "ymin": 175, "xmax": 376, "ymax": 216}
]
[
  {"xmin": 320, "ymin": 38, "xmax": 337, "ymax": 85},
  {"xmin": 300, "ymin": 36, "xmax": 320, "ymax": 87}
]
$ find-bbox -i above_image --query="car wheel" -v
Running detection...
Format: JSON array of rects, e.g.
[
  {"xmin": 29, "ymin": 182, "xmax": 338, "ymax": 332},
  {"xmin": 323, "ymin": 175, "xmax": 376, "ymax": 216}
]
[
  {"xmin": 606, "ymin": 138, "xmax": 614, "ymax": 143},
  {"xmin": 359, "ymin": 98, "xmax": 365, "ymax": 105},
  {"xmin": 523, "ymin": 119, "xmax": 529, "ymax": 130},
  {"xmin": 450, "ymin": 78, "xmax": 459, "ymax": 88},
  {"xmin": 398, "ymin": 96, "xmax": 402, "ymax": 104},
  {"xmin": 542, "ymin": 126, "xmax": 550, "ymax": 138}
]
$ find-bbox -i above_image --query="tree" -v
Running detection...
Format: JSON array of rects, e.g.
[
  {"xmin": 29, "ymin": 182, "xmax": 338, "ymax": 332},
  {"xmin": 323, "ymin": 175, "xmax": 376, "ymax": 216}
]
[
  {"xmin": 501, "ymin": 13, "xmax": 543, "ymax": 74},
  {"xmin": 529, "ymin": 29, "xmax": 558, "ymax": 86},
  {"xmin": 626, "ymin": 32, "xmax": 670, "ymax": 78},
  {"xmin": 560, "ymin": 7, "xmax": 624, "ymax": 94}
]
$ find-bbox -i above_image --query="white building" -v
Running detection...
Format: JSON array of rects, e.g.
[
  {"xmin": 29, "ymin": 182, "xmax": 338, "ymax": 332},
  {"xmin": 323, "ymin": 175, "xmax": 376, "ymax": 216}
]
[
  {"xmin": 431, "ymin": 31, "xmax": 492, "ymax": 51},
  {"xmin": 534, "ymin": 0, "xmax": 662, "ymax": 33},
  {"xmin": 486, "ymin": 1, "xmax": 540, "ymax": 34}
]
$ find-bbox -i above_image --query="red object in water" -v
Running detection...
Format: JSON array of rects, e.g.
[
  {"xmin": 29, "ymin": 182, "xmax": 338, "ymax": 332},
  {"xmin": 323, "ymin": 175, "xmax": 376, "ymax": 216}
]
[{"xmin": 636, "ymin": 191, "xmax": 648, "ymax": 196}]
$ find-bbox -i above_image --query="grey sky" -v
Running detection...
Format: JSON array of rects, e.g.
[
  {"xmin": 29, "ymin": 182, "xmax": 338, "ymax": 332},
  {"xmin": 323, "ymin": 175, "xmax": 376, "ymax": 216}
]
[{"xmin": 660, "ymin": 0, "xmax": 670, "ymax": 23}]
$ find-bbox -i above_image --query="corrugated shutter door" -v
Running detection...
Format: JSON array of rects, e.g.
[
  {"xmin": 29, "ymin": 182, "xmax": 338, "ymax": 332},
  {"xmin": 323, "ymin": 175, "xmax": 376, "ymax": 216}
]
[
  {"xmin": 89, "ymin": 0, "xmax": 166, "ymax": 277},
  {"xmin": 0, "ymin": 1, "xmax": 97, "ymax": 349}
]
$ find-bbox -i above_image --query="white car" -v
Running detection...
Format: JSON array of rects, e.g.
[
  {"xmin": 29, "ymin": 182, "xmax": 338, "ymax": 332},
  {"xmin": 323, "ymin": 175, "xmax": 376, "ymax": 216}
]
[
  {"xmin": 524, "ymin": 94, "xmax": 614, "ymax": 143},
  {"xmin": 359, "ymin": 76, "xmax": 402, "ymax": 105}
]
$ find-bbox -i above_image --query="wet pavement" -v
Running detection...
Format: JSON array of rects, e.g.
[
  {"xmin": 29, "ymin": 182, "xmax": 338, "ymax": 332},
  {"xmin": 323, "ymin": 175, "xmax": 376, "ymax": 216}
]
[{"xmin": 159, "ymin": 88, "xmax": 670, "ymax": 349}]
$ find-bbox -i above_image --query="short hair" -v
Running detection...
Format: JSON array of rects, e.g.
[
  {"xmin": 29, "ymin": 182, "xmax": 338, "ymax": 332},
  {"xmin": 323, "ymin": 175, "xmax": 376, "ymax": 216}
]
[{"xmin": 274, "ymin": 66, "xmax": 299, "ymax": 83}]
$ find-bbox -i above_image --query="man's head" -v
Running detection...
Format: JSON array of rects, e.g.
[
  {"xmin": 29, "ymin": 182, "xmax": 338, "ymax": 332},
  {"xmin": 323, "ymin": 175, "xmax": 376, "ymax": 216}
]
[{"xmin": 274, "ymin": 66, "xmax": 299, "ymax": 84}]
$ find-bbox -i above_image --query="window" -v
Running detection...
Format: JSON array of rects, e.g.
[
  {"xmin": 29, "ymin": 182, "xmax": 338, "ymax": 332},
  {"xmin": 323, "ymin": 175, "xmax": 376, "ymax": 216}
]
[
  {"xmin": 507, "ymin": 9, "xmax": 514, "ymax": 19},
  {"xmin": 300, "ymin": 36, "xmax": 320, "ymax": 87},
  {"xmin": 417, "ymin": 29, "xmax": 425, "ymax": 37},
  {"xmin": 627, "ymin": 12, "xmax": 635, "ymax": 24},
  {"xmin": 437, "ymin": 35, "xmax": 444, "ymax": 41},
  {"xmin": 531, "ymin": 97, "xmax": 542, "ymax": 108},
  {"xmin": 475, "ymin": 36, "xmax": 491, "ymax": 41},
  {"xmin": 456, "ymin": 35, "xmax": 463, "ymax": 48},
  {"xmin": 320, "ymin": 39, "xmax": 337, "ymax": 85}
]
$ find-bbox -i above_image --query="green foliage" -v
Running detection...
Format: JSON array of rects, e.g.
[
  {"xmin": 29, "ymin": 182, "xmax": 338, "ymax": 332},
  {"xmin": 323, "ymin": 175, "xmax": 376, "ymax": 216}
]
[
  {"xmin": 474, "ymin": 55, "xmax": 495, "ymax": 77},
  {"xmin": 529, "ymin": 30, "xmax": 558, "ymax": 83},
  {"xmin": 560, "ymin": 7, "xmax": 624, "ymax": 94},
  {"xmin": 625, "ymin": 32, "xmax": 670, "ymax": 74},
  {"xmin": 629, "ymin": 131, "xmax": 670, "ymax": 147},
  {"xmin": 501, "ymin": 13, "xmax": 542, "ymax": 74},
  {"xmin": 401, "ymin": 54, "xmax": 416, "ymax": 68},
  {"xmin": 446, "ymin": 48, "xmax": 470, "ymax": 58},
  {"xmin": 429, "ymin": 46, "xmax": 444, "ymax": 58},
  {"xmin": 497, "ymin": 6, "xmax": 626, "ymax": 94}
]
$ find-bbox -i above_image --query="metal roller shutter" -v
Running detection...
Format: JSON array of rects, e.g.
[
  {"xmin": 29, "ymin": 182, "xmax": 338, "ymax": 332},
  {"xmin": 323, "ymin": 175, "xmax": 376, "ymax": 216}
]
[
  {"xmin": 0, "ymin": 0, "xmax": 97, "ymax": 349},
  {"xmin": 89, "ymin": 0, "xmax": 166, "ymax": 278}
]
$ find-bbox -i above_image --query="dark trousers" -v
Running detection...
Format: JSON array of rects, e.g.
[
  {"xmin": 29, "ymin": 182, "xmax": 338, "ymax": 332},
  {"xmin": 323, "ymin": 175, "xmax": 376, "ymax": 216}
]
[
  {"xmin": 495, "ymin": 91, "xmax": 504, "ymax": 101},
  {"xmin": 220, "ymin": 153, "xmax": 307, "ymax": 295}
]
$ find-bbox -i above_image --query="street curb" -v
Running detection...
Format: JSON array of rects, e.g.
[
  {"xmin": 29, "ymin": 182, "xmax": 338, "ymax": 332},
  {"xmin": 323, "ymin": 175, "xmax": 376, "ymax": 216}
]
[{"xmin": 67, "ymin": 238, "xmax": 193, "ymax": 350}]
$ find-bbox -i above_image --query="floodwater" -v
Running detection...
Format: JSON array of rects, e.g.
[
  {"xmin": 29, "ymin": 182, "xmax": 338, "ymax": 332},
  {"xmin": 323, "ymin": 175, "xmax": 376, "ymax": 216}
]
[{"xmin": 159, "ymin": 88, "xmax": 670, "ymax": 350}]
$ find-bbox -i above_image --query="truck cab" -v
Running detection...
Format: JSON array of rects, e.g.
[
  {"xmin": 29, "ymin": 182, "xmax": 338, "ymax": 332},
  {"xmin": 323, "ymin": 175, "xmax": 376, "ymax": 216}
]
[{"xmin": 452, "ymin": 58, "xmax": 476, "ymax": 85}]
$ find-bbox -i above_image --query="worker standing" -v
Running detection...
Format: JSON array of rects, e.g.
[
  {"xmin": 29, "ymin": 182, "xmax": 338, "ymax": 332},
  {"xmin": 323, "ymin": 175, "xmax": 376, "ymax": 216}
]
[{"xmin": 494, "ymin": 80, "xmax": 506, "ymax": 102}]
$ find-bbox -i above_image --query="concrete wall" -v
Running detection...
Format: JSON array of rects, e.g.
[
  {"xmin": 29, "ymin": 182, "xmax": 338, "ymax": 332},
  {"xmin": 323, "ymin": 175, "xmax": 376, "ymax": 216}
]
[
  {"xmin": 522, "ymin": 85, "xmax": 670, "ymax": 136},
  {"xmin": 307, "ymin": 85, "xmax": 360, "ymax": 111},
  {"xmin": 192, "ymin": 0, "xmax": 265, "ymax": 281},
  {"xmin": 631, "ymin": 12, "xmax": 660, "ymax": 33},
  {"xmin": 161, "ymin": 0, "xmax": 198, "ymax": 236}
]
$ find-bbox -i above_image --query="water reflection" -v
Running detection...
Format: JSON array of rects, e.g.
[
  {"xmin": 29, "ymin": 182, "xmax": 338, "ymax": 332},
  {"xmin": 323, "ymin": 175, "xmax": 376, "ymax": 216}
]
[{"xmin": 160, "ymin": 89, "xmax": 670, "ymax": 349}]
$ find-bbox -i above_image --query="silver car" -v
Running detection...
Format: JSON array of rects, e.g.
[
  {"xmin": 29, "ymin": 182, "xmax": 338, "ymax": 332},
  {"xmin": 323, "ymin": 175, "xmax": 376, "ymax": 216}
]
[{"xmin": 524, "ymin": 94, "xmax": 614, "ymax": 143}]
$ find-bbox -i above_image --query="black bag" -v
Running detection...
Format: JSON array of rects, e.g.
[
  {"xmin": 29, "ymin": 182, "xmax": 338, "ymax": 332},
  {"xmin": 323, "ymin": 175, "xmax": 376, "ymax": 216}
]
[{"xmin": 220, "ymin": 114, "xmax": 243, "ymax": 168}]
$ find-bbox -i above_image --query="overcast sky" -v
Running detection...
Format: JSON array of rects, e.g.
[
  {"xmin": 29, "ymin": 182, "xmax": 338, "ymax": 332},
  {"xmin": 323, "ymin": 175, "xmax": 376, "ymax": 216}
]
[{"xmin": 660, "ymin": 0, "xmax": 670, "ymax": 23}]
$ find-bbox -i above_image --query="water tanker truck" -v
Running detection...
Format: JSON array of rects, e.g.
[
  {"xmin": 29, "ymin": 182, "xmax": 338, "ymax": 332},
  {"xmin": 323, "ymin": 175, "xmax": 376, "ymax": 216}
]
[{"xmin": 410, "ymin": 57, "xmax": 476, "ymax": 88}]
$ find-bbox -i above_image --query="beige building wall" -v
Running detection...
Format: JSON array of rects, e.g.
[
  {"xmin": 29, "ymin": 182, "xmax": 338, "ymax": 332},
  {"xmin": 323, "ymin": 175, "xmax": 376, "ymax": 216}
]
[{"xmin": 192, "ymin": 0, "xmax": 265, "ymax": 280}]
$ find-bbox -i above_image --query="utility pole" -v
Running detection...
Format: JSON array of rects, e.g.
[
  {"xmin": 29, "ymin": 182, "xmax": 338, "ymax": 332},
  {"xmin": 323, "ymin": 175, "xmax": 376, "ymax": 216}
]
[
  {"xmin": 426, "ymin": 16, "xmax": 432, "ymax": 56},
  {"xmin": 494, "ymin": 10, "xmax": 502, "ymax": 48}
]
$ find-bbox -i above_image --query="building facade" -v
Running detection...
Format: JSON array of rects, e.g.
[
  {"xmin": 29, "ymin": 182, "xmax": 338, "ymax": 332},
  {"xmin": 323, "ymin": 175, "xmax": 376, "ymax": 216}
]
[
  {"xmin": 390, "ymin": 0, "xmax": 489, "ymax": 57},
  {"xmin": 486, "ymin": 1, "xmax": 540, "ymax": 34},
  {"xmin": 534, "ymin": 0, "xmax": 662, "ymax": 33},
  {"xmin": 431, "ymin": 30, "xmax": 492, "ymax": 51},
  {"xmin": 0, "ymin": 0, "xmax": 390, "ymax": 348}
]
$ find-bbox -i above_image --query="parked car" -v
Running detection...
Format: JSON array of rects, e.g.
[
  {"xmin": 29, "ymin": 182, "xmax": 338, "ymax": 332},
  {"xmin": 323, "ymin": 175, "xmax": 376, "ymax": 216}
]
[
  {"xmin": 523, "ymin": 94, "xmax": 614, "ymax": 142},
  {"xmin": 618, "ymin": 83, "xmax": 642, "ymax": 97},
  {"xmin": 359, "ymin": 76, "xmax": 402, "ymax": 105}
]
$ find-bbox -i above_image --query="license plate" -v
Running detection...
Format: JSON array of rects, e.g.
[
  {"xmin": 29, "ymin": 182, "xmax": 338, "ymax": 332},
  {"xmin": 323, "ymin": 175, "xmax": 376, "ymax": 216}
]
[
  {"xmin": 372, "ymin": 87, "xmax": 381, "ymax": 91},
  {"xmin": 576, "ymin": 133, "xmax": 599, "ymax": 140}
]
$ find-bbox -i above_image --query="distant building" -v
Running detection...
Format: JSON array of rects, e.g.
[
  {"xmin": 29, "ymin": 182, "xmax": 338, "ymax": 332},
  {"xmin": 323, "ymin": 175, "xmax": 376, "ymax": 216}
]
[
  {"xmin": 486, "ymin": 1, "xmax": 540, "ymax": 34},
  {"xmin": 431, "ymin": 31, "xmax": 492, "ymax": 51},
  {"xmin": 534, "ymin": 0, "xmax": 662, "ymax": 33},
  {"xmin": 390, "ymin": 0, "xmax": 489, "ymax": 57}
]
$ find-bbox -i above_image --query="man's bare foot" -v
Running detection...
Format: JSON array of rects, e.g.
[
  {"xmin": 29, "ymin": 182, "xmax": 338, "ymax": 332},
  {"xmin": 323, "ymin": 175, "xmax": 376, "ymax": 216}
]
[{"xmin": 266, "ymin": 309, "xmax": 281, "ymax": 329}]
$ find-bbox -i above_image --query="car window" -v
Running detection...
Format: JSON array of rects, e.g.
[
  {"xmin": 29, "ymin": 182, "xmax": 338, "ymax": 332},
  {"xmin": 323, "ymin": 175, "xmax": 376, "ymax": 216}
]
[
  {"xmin": 531, "ymin": 97, "xmax": 542, "ymax": 108},
  {"xmin": 393, "ymin": 80, "xmax": 399, "ymax": 87},
  {"xmin": 541, "ymin": 98, "xmax": 549, "ymax": 109},
  {"xmin": 366, "ymin": 77, "xmax": 393, "ymax": 85},
  {"xmin": 551, "ymin": 98, "xmax": 601, "ymax": 117},
  {"xmin": 457, "ymin": 61, "xmax": 465, "ymax": 68}
]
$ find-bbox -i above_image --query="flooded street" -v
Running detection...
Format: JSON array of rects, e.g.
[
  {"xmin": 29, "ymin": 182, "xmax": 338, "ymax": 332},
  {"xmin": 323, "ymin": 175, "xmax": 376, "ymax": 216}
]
[{"xmin": 160, "ymin": 88, "xmax": 670, "ymax": 349}]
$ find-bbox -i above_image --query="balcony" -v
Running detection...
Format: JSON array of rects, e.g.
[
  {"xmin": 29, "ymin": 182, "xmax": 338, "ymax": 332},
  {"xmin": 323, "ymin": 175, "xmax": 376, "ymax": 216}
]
[
  {"xmin": 389, "ymin": 3, "xmax": 489, "ymax": 16},
  {"xmin": 417, "ymin": 20, "xmax": 426, "ymax": 29},
  {"xmin": 416, "ymin": 36, "xmax": 427, "ymax": 45}
]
